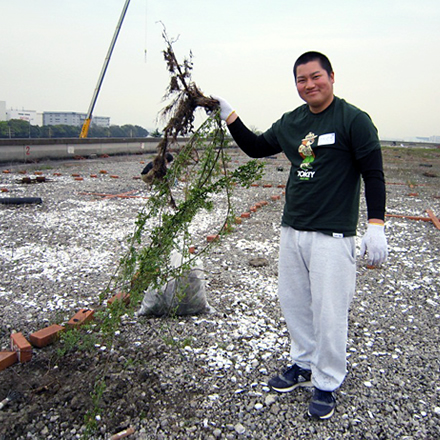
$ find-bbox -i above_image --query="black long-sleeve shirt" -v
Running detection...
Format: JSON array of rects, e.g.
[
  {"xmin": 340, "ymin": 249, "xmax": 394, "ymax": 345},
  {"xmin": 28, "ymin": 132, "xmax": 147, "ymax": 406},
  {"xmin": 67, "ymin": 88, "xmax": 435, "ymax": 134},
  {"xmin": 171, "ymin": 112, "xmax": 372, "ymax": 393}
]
[{"xmin": 229, "ymin": 112, "xmax": 385, "ymax": 228}]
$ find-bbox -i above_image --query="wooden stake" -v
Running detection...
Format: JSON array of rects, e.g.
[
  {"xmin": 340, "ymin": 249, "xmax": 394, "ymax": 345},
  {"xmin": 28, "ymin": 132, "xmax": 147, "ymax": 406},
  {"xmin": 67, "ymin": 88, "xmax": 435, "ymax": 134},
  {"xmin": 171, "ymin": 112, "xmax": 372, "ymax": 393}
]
[{"xmin": 426, "ymin": 209, "xmax": 440, "ymax": 230}]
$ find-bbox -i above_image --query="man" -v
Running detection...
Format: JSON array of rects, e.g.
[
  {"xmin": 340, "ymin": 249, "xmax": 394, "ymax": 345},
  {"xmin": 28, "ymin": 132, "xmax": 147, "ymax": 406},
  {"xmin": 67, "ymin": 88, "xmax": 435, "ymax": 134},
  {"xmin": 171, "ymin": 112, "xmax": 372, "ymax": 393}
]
[{"xmin": 214, "ymin": 51, "xmax": 387, "ymax": 419}]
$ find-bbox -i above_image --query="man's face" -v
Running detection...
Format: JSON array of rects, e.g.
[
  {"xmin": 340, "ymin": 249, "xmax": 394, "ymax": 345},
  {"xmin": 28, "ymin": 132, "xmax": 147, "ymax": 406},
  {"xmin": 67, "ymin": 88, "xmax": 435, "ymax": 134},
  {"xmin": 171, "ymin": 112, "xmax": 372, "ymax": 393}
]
[{"xmin": 295, "ymin": 61, "xmax": 335, "ymax": 113}]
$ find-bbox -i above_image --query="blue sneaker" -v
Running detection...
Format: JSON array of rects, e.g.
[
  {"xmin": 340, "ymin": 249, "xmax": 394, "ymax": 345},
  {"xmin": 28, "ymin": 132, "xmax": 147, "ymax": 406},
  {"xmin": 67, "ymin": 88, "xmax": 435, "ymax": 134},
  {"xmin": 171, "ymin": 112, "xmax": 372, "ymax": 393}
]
[
  {"xmin": 268, "ymin": 364, "xmax": 312, "ymax": 392},
  {"xmin": 308, "ymin": 387, "xmax": 336, "ymax": 419}
]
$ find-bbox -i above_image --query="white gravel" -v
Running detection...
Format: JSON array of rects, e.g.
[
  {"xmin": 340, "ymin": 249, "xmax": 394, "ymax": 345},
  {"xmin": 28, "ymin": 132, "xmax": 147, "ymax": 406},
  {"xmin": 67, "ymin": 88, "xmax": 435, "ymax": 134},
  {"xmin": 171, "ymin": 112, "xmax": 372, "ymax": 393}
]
[{"xmin": 0, "ymin": 148, "xmax": 439, "ymax": 439}]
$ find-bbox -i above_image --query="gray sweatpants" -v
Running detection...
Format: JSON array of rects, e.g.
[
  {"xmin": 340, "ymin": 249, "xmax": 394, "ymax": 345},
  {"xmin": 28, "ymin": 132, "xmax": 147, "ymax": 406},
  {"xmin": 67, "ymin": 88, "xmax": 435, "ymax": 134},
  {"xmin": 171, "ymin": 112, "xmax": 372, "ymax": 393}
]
[{"xmin": 278, "ymin": 226, "xmax": 356, "ymax": 391}]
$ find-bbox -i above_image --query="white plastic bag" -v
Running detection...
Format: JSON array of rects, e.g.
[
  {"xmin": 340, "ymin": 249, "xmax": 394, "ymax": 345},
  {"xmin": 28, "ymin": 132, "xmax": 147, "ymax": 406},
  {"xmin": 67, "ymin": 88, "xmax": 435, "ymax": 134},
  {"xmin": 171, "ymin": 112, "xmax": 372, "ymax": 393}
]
[{"xmin": 136, "ymin": 251, "xmax": 209, "ymax": 317}]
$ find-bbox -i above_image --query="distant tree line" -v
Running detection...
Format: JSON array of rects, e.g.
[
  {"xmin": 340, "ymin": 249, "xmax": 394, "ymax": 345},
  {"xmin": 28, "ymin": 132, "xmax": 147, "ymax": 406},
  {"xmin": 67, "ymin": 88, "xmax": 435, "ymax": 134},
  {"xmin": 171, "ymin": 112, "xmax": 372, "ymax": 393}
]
[{"xmin": 0, "ymin": 119, "xmax": 154, "ymax": 139}]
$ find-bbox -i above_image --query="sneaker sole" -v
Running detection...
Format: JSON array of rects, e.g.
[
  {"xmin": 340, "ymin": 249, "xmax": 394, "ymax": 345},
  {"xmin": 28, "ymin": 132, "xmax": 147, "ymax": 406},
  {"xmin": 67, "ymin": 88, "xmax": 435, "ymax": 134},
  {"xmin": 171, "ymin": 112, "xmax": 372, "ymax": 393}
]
[
  {"xmin": 307, "ymin": 407, "xmax": 335, "ymax": 420},
  {"xmin": 270, "ymin": 380, "xmax": 312, "ymax": 393}
]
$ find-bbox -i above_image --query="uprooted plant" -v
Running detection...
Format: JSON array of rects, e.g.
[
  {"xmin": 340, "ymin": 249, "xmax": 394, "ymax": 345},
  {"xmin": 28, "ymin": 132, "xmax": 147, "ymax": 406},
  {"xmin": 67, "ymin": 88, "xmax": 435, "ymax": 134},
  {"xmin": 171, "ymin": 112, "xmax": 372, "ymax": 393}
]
[
  {"xmin": 67, "ymin": 28, "xmax": 265, "ymax": 437},
  {"xmin": 105, "ymin": 27, "xmax": 264, "ymax": 313}
]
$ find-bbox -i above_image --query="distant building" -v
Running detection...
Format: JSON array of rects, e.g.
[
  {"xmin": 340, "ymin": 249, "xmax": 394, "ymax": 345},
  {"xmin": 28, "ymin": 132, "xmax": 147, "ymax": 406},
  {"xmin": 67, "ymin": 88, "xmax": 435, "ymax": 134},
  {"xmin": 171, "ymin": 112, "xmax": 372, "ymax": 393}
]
[
  {"xmin": 43, "ymin": 111, "xmax": 110, "ymax": 127},
  {"xmin": 89, "ymin": 115, "xmax": 111, "ymax": 128},
  {"xmin": 43, "ymin": 111, "xmax": 83, "ymax": 126},
  {"xmin": 0, "ymin": 101, "xmax": 6, "ymax": 121},
  {"xmin": 6, "ymin": 109, "xmax": 40, "ymax": 125},
  {"xmin": 414, "ymin": 136, "xmax": 430, "ymax": 143}
]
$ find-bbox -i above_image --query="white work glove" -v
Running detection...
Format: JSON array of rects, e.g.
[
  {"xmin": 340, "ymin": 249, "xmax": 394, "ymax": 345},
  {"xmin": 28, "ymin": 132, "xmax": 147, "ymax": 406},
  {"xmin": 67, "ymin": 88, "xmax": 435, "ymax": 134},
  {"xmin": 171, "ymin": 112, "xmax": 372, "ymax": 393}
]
[
  {"xmin": 360, "ymin": 223, "xmax": 388, "ymax": 266},
  {"xmin": 210, "ymin": 95, "xmax": 235, "ymax": 122}
]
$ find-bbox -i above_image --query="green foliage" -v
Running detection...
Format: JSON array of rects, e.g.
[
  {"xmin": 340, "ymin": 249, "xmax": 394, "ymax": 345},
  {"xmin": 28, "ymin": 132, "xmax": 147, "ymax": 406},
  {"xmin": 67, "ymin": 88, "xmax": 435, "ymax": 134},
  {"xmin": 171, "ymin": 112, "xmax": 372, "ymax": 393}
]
[
  {"xmin": 83, "ymin": 379, "xmax": 106, "ymax": 438},
  {"xmin": 150, "ymin": 128, "xmax": 163, "ymax": 138},
  {"xmin": 0, "ymin": 120, "xmax": 149, "ymax": 138},
  {"xmin": 110, "ymin": 112, "xmax": 264, "ymax": 305},
  {"xmin": 56, "ymin": 327, "xmax": 96, "ymax": 357},
  {"xmin": 0, "ymin": 121, "xmax": 7, "ymax": 137},
  {"xmin": 123, "ymin": 124, "xmax": 148, "ymax": 137},
  {"xmin": 0, "ymin": 119, "xmax": 32, "ymax": 138}
]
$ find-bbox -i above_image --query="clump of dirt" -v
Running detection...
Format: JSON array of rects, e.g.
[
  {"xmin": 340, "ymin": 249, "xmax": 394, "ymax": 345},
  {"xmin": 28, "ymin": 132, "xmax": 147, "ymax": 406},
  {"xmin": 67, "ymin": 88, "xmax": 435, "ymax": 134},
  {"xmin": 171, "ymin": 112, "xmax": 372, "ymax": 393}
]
[{"xmin": 143, "ymin": 28, "xmax": 219, "ymax": 187}]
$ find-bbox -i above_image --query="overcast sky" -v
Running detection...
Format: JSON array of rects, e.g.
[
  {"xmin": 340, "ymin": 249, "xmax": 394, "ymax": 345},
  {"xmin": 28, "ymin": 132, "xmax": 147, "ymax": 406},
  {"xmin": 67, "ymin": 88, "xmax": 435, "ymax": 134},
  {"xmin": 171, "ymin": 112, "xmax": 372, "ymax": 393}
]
[{"xmin": 1, "ymin": 0, "xmax": 439, "ymax": 140}]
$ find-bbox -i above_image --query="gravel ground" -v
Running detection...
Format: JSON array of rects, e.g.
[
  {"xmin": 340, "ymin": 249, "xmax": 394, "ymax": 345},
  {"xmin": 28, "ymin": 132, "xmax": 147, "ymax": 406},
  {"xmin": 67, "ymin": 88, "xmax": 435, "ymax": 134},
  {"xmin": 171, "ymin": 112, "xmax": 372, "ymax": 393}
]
[{"xmin": 0, "ymin": 146, "xmax": 439, "ymax": 440}]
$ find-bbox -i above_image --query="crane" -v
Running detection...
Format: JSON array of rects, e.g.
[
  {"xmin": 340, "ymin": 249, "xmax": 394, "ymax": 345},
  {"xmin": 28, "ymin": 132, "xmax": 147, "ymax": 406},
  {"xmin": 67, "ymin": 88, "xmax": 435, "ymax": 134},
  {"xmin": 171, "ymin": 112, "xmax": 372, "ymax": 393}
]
[{"xmin": 79, "ymin": 0, "xmax": 130, "ymax": 138}]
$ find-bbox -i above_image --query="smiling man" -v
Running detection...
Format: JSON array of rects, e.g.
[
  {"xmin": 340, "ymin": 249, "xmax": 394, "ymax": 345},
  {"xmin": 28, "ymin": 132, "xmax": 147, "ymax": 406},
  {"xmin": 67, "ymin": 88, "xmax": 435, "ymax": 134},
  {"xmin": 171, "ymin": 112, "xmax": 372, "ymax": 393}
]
[
  {"xmin": 213, "ymin": 51, "xmax": 387, "ymax": 419},
  {"xmin": 295, "ymin": 59, "xmax": 334, "ymax": 113}
]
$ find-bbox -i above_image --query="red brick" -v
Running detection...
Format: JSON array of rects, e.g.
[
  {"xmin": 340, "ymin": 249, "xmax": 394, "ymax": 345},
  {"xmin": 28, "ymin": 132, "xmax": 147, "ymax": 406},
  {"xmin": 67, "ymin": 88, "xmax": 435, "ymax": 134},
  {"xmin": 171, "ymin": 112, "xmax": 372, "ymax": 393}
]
[
  {"xmin": 258, "ymin": 200, "xmax": 268, "ymax": 206},
  {"xmin": 107, "ymin": 292, "xmax": 131, "ymax": 306},
  {"xmin": 90, "ymin": 174, "xmax": 98, "ymax": 178},
  {"xmin": 241, "ymin": 212, "xmax": 251, "ymax": 218},
  {"xmin": 271, "ymin": 195, "xmax": 281, "ymax": 201},
  {"xmin": 188, "ymin": 246, "xmax": 196, "ymax": 254},
  {"xmin": 263, "ymin": 184, "xmax": 273, "ymax": 188},
  {"xmin": 66, "ymin": 309, "xmax": 95, "ymax": 328},
  {"xmin": 234, "ymin": 217, "xmax": 242, "ymax": 224},
  {"xmin": 207, "ymin": 234, "xmax": 220, "ymax": 242},
  {"xmin": 10, "ymin": 332, "xmax": 32, "ymax": 363},
  {"xmin": 110, "ymin": 175, "xmax": 119, "ymax": 179},
  {"xmin": 250, "ymin": 206, "xmax": 257, "ymax": 212},
  {"xmin": 0, "ymin": 351, "xmax": 18, "ymax": 371},
  {"xmin": 29, "ymin": 324, "xmax": 65, "ymax": 348}
]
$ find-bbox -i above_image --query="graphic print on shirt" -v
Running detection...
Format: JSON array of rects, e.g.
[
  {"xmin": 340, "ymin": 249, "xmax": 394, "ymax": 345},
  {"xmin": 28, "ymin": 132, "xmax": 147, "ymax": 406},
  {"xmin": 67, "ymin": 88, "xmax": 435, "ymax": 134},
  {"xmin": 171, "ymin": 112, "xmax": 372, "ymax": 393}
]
[{"xmin": 297, "ymin": 132, "xmax": 317, "ymax": 180}]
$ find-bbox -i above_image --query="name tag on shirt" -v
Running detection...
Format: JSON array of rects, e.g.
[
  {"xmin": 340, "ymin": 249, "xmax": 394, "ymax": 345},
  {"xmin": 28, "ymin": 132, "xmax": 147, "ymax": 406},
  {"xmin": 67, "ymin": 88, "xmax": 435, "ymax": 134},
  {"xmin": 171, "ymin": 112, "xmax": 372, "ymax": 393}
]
[{"xmin": 317, "ymin": 133, "xmax": 335, "ymax": 146}]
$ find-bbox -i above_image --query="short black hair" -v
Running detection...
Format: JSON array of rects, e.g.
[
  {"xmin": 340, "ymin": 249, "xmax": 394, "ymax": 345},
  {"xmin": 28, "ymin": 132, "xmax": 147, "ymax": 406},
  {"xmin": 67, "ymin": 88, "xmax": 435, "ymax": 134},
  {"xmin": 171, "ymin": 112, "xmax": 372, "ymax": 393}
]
[
  {"xmin": 165, "ymin": 152, "xmax": 174, "ymax": 162},
  {"xmin": 293, "ymin": 51, "xmax": 333, "ymax": 81}
]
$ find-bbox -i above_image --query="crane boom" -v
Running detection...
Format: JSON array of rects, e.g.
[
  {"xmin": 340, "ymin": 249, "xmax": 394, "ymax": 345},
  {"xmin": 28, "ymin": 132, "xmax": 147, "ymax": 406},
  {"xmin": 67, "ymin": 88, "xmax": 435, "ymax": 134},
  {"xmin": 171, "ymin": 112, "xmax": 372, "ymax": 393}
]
[{"xmin": 80, "ymin": 0, "xmax": 130, "ymax": 138}]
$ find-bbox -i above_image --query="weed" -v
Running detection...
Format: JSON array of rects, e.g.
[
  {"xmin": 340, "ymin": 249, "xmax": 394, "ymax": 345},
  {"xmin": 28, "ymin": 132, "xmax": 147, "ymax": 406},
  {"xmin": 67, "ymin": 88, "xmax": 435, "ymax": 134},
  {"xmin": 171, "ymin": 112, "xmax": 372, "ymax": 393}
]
[
  {"xmin": 82, "ymin": 379, "xmax": 106, "ymax": 438},
  {"xmin": 75, "ymin": 29, "xmax": 264, "ymax": 438},
  {"xmin": 56, "ymin": 327, "xmax": 96, "ymax": 357}
]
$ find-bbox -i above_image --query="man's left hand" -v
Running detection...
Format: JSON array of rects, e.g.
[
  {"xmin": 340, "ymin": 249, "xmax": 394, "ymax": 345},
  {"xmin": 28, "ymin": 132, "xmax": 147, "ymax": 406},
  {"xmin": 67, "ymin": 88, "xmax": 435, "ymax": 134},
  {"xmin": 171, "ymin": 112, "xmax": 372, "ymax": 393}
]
[{"xmin": 360, "ymin": 223, "xmax": 388, "ymax": 266}]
